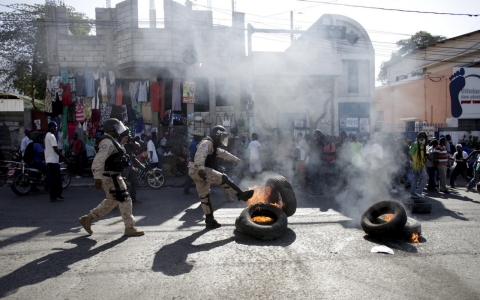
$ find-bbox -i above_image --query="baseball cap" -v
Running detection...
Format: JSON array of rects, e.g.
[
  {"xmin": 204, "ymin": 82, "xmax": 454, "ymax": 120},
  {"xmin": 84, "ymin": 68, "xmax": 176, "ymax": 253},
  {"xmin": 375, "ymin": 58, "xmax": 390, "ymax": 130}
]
[{"xmin": 24, "ymin": 128, "xmax": 31, "ymax": 134}]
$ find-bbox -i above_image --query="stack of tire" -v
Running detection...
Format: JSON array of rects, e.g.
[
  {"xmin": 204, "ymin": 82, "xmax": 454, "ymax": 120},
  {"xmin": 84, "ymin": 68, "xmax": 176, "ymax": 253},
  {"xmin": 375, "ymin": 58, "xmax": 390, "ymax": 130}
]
[
  {"xmin": 235, "ymin": 176, "xmax": 296, "ymax": 240},
  {"xmin": 360, "ymin": 200, "xmax": 421, "ymax": 239}
]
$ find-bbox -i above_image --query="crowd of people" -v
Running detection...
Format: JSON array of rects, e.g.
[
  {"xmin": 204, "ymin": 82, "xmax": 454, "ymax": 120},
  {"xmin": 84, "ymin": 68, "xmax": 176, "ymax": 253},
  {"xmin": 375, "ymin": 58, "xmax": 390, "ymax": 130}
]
[{"xmin": 213, "ymin": 130, "xmax": 480, "ymax": 199}]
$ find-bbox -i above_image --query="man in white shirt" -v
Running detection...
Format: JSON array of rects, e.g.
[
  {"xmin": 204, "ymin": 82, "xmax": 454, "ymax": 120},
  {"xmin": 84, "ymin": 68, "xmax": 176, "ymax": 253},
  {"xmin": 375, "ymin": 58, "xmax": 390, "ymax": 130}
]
[
  {"xmin": 248, "ymin": 133, "xmax": 262, "ymax": 178},
  {"xmin": 45, "ymin": 122, "xmax": 71, "ymax": 202},
  {"xmin": 20, "ymin": 129, "xmax": 32, "ymax": 160},
  {"xmin": 146, "ymin": 134, "xmax": 158, "ymax": 168}
]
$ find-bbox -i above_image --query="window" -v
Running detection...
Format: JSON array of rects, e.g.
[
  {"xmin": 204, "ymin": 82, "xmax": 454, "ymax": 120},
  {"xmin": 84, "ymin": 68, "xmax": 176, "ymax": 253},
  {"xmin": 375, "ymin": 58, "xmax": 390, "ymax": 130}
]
[
  {"xmin": 347, "ymin": 60, "xmax": 359, "ymax": 93},
  {"xmin": 458, "ymin": 119, "xmax": 480, "ymax": 131},
  {"xmin": 194, "ymin": 78, "xmax": 209, "ymax": 112},
  {"xmin": 215, "ymin": 78, "xmax": 234, "ymax": 106}
]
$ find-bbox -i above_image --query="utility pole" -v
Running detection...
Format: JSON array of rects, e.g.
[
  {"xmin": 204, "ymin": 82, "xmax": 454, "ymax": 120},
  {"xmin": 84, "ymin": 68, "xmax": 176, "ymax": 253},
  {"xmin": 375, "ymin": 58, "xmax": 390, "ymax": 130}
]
[{"xmin": 290, "ymin": 11, "xmax": 293, "ymax": 41}]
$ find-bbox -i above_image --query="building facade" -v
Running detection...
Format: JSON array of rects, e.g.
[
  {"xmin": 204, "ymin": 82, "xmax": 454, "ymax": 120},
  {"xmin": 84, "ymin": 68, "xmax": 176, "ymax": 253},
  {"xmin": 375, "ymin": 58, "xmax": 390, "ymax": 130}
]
[{"xmin": 44, "ymin": 0, "xmax": 374, "ymax": 144}]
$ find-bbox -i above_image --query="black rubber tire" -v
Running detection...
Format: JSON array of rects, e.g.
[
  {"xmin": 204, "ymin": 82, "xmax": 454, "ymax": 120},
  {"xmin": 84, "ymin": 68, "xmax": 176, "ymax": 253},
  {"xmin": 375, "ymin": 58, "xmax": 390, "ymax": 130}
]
[
  {"xmin": 235, "ymin": 203, "xmax": 288, "ymax": 240},
  {"xmin": 406, "ymin": 201, "xmax": 432, "ymax": 214},
  {"xmin": 146, "ymin": 168, "xmax": 166, "ymax": 189},
  {"xmin": 361, "ymin": 200, "xmax": 407, "ymax": 236},
  {"xmin": 61, "ymin": 169, "xmax": 71, "ymax": 189},
  {"xmin": 377, "ymin": 216, "xmax": 421, "ymax": 238},
  {"xmin": 265, "ymin": 175, "xmax": 297, "ymax": 217},
  {"xmin": 10, "ymin": 173, "xmax": 32, "ymax": 196}
]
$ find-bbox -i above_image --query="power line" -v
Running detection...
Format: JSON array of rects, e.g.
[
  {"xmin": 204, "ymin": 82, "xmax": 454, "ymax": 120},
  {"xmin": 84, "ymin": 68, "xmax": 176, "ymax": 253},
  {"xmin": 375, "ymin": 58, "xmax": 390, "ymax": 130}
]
[{"xmin": 298, "ymin": 0, "xmax": 480, "ymax": 17}]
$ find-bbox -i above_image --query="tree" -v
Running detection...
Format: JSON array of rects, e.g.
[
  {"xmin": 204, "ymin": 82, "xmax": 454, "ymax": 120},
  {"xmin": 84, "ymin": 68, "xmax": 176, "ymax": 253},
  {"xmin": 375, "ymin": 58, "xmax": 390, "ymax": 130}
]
[
  {"xmin": 0, "ymin": 4, "xmax": 91, "ymax": 109},
  {"xmin": 377, "ymin": 31, "xmax": 446, "ymax": 84}
]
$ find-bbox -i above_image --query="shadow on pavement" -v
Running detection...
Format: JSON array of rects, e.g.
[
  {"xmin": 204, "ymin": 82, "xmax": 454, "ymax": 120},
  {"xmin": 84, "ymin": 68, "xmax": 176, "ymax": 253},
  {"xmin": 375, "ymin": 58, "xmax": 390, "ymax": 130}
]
[
  {"xmin": 0, "ymin": 236, "xmax": 127, "ymax": 298},
  {"xmin": 233, "ymin": 228, "xmax": 296, "ymax": 246},
  {"xmin": 152, "ymin": 229, "xmax": 234, "ymax": 276}
]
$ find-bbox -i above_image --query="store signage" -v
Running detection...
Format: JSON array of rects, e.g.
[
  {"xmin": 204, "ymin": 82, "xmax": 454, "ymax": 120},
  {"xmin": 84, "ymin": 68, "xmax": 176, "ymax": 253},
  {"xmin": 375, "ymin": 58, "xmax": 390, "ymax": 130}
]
[
  {"xmin": 450, "ymin": 67, "xmax": 480, "ymax": 119},
  {"xmin": 182, "ymin": 81, "xmax": 195, "ymax": 103}
]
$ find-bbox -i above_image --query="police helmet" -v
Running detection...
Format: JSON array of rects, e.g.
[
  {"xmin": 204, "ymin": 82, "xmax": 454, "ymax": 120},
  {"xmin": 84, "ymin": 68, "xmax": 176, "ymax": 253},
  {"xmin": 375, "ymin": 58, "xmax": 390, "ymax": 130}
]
[
  {"xmin": 103, "ymin": 118, "xmax": 130, "ymax": 138},
  {"xmin": 210, "ymin": 125, "xmax": 229, "ymax": 147}
]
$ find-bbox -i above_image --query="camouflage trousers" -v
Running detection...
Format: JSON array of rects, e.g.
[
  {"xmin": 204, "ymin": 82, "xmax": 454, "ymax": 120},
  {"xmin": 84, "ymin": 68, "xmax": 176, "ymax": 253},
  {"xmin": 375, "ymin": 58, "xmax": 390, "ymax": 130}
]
[
  {"xmin": 89, "ymin": 175, "xmax": 135, "ymax": 228},
  {"xmin": 188, "ymin": 167, "xmax": 238, "ymax": 215}
]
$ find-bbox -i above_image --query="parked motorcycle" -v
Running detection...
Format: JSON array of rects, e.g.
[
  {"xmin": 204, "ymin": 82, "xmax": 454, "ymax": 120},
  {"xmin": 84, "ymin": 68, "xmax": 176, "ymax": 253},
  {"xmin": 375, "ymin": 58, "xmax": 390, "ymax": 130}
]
[
  {"xmin": 130, "ymin": 152, "xmax": 166, "ymax": 189},
  {"xmin": 6, "ymin": 161, "xmax": 71, "ymax": 196},
  {"xmin": 65, "ymin": 151, "xmax": 94, "ymax": 175}
]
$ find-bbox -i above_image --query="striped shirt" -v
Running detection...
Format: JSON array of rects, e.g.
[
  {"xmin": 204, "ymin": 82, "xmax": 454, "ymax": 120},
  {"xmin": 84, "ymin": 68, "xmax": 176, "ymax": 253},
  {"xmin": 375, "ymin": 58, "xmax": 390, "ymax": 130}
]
[{"xmin": 434, "ymin": 145, "xmax": 448, "ymax": 166}]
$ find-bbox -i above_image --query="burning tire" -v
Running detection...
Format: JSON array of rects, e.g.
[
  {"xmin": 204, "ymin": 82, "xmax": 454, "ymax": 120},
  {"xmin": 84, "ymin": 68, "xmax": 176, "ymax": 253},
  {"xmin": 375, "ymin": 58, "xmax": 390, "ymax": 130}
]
[
  {"xmin": 377, "ymin": 216, "xmax": 421, "ymax": 238},
  {"xmin": 235, "ymin": 203, "xmax": 288, "ymax": 240},
  {"xmin": 265, "ymin": 176, "xmax": 297, "ymax": 217},
  {"xmin": 361, "ymin": 200, "xmax": 407, "ymax": 236}
]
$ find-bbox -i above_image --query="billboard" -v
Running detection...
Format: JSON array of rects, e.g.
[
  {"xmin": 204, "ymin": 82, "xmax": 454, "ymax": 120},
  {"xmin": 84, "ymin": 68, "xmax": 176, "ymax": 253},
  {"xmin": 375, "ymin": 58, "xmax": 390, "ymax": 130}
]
[{"xmin": 450, "ymin": 67, "xmax": 480, "ymax": 119}]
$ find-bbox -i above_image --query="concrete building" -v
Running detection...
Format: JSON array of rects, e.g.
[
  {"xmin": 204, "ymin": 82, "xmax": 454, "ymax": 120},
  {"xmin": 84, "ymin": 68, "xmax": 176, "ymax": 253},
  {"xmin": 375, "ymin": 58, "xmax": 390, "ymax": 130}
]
[
  {"xmin": 375, "ymin": 30, "xmax": 480, "ymax": 139},
  {"xmin": 45, "ymin": 0, "xmax": 374, "ymax": 139}
]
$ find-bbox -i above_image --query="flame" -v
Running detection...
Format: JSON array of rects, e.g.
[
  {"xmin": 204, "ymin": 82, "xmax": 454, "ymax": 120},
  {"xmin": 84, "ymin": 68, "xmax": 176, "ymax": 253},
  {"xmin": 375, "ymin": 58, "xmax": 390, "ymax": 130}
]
[
  {"xmin": 246, "ymin": 186, "xmax": 272, "ymax": 206},
  {"xmin": 383, "ymin": 214, "xmax": 394, "ymax": 222},
  {"xmin": 410, "ymin": 233, "xmax": 419, "ymax": 243},
  {"xmin": 251, "ymin": 216, "xmax": 274, "ymax": 223}
]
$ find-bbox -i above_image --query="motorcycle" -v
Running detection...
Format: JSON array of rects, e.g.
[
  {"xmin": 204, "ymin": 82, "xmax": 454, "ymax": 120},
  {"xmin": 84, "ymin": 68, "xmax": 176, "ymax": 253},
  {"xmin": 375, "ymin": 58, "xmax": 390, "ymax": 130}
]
[
  {"xmin": 129, "ymin": 152, "xmax": 166, "ymax": 189},
  {"xmin": 5, "ymin": 161, "xmax": 71, "ymax": 196},
  {"xmin": 66, "ymin": 151, "xmax": 94, "ymax": 175}
]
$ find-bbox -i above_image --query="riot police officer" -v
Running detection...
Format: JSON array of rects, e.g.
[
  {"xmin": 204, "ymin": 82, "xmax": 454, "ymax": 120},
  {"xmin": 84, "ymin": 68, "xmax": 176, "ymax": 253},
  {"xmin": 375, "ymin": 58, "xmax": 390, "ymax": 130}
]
[
  {"xmin": 78, "ymin": 118, "xmax": 144, "ymax": 236},
  {"xmin": 189, "ymin": 125, "xmax": 254, "ymax": 229}
]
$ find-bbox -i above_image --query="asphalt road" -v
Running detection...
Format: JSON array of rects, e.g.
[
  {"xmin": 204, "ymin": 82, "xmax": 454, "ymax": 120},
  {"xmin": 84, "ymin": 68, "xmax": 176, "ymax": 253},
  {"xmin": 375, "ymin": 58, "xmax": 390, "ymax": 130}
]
[{"xmin": 0, "ymin": 177, "xmax": 479, "ymax": 300}]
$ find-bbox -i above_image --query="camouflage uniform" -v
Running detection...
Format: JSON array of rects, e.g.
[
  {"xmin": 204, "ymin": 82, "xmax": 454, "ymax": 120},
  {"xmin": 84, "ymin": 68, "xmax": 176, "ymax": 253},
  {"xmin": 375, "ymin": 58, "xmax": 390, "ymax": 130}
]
[
  {"xmin": 188, "ymin": 138, "xmax": 240, "ymax": 215},
  {"xmin": 89, "ymin": 133, "xmax": 135, "ymax": 227}
]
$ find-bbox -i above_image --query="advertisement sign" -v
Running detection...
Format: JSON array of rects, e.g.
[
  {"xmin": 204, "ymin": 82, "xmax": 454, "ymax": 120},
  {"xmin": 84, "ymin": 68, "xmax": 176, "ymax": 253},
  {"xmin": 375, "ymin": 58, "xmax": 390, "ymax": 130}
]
[
  {"xmin": 450, "ymin": 67, "xmax": 480, "ymax": 119},
  {"xmin": 346, "ymin": 118, "xmax": 358, "ymax": 128},
  {"xmin": 182, "ymin": 81, "xmax": 195, "ymax": 104}
]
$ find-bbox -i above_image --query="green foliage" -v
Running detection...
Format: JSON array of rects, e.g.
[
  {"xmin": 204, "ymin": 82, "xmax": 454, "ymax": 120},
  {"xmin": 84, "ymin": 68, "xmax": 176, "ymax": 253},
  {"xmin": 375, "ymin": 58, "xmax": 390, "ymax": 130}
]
[
  {"xmin": 0, "ymin": 4, "xmax": 91, "ymax": 109},
  {"xmin": 68, "ymin": 10, "xmax": 93, "ymax": 36},
  {"xmin": 377, "ymin": 31, "xmax": 446, "ymax": 84}
]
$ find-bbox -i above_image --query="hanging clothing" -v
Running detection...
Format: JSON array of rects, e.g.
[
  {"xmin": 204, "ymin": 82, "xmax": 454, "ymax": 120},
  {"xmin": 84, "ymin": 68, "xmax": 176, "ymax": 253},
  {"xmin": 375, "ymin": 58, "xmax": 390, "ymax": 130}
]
[
  {"xmin": 135, "ymin": 102, "xmax": 143, "ymax": 119},
  {"xmin": 75, "ymin": 124, "xmax": 85, "ymax": 149},
  {"xmin": 91, "ymin": 109, "xmax": 101, "ymax": 123},
  {"xmin": 92, "ymin": 87, "xmax": 100, "ymax": 110},
  {"xmin": 59, "ymin": 82, "xmax": 72, "ymax": 106},
  {"xmin": 84, "ymin": 98, "xmax": 92, "ymax": 120},
  {"xmin": 135, "ymin": 117, "xmax": 144, "ymax": 135},
  {"xmin": 87, "ymin": 121, "xmax": 99, "ymax": 139},
  {"xmin": 108, "ymin": 70, "xmax": 115, "ymax": 85},
  {"xmin": 68, "ymin": 122, "xmax": 76, "ymax": 141},
  {"xmin": 75, "ymin": 100, "xmax": 85, "ymax": 123},
  {"xmin": 110, "ymin": 105, "xmax": 123, "ymax": 121},
  {"xmin": 126, "ymin": 105, "xmax": 136, "ymax": 122},
  {"xmin": 151, "ymin": 81, "xmax": 160, "ymax": 112},
  {"xmin": 107, "ymin": 82, "xmax": 116, "ymax": 105},
  {"xmin": 116, "ymin": 84, "xmax": 123, "ymax": 106},
  {"xmin": 100, "ymin": 103, "xmax": 112, "ymax": 125},
  {"xmin": 84, "ymin": 70, "xmax": 95, "ymax": 97},
  {"xmin": 100, "ymin": 77, "xmax": 108, "ymax": 103},
  {"xmin": 60, "ymin": 70, "xmax": 69, "ymax": 84},
  {"xmin": 129, "ymin": 81, "xmax": 139, "ymax": 108},
  {"xmin": 121, "ymin": 105, "xmax": 128, "ymax": 124},
  {"xmin": 52, "ymin": 92, "xmax": 63, "ymax": 116},
  {"xmin": 62, "ymin": 106, "xmax": 69, "ymax": 153},
  {"xmin": 75, "ymin": 72, "xmax": 85, "ymax": 96},
  {"xmin": 142, "ymin": 102, "xmax": 152, "ymax": 123},
  {"xmin": 172, "ymin": 79, "xmax": 181, "ymax": 111},
  {"xmin": 138, "ymin": 81, "xmax": 148, "ymax": 102},
  {"xmin": 67, "ymin": 105, "xmax": 76, "ymax": 122},
  {"xmin": 68, "ymin": 73, "xmax": 76, "ymax": 93}
]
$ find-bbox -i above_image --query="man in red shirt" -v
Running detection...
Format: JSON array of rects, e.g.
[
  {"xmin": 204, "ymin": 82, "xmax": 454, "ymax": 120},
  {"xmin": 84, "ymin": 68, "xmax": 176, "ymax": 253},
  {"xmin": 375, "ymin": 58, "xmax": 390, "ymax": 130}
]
[{"xmin": 70, "ymin": 132, "xmax": 85, "ymax": 178}]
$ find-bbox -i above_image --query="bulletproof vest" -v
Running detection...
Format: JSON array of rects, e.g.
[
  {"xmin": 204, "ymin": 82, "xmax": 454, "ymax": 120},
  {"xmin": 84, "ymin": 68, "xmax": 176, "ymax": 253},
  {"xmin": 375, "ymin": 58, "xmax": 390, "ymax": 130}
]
[
  {"xmin": 98, "ymin": 135, "xmax": 130, "ymax": 172},
  {"xmin": 194, "ymin": 137, "xmax": 218, "ymax": 169}
]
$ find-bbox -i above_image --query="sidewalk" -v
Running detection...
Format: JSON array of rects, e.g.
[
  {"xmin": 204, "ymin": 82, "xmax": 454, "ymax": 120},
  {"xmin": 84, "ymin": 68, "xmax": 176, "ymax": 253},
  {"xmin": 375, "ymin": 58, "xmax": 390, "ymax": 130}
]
[{"xmin": 69, "ymin": 173, "xmax": 188, "ymax": 188}]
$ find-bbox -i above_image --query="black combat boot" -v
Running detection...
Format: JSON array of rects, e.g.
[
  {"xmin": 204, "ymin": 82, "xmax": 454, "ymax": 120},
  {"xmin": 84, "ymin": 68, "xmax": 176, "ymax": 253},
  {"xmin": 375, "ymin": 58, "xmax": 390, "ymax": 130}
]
[
  {"xmin": 221, "ymin": 174, "xmax": 255, "ymax": 202},
  {"xmin": 205, "ymin": 214, "xmax": 221, "ymax": 229}
]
